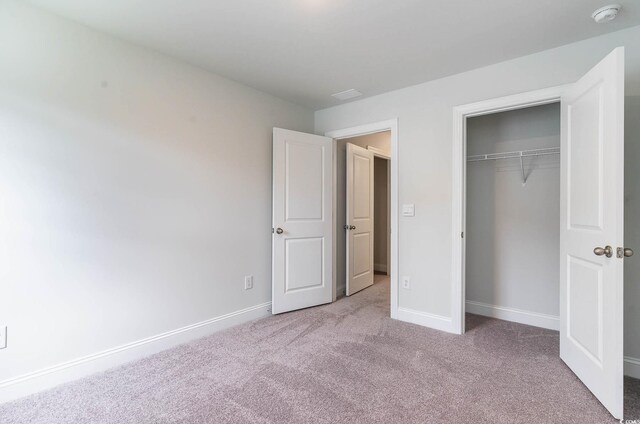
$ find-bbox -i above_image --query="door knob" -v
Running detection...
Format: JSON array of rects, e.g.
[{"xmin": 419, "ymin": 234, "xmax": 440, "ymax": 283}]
[
  {"xmin": 594, "ymin": 245, "xmax": 613, "ymax": 258},
  {"xmin": 350, "ymin": 225, "xmax": 356, "ymax": 230},
  {"xmin": 617, "ymin": 247, "xmax": 634, "ymax": 258},
  {"xmin": 275, "ymin": 228, "xmax": 284, "ymax": 235}
]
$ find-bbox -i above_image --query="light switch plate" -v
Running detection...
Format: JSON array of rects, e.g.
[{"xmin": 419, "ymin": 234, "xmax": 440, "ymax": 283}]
[
  {"xmin": 402, "ymin": 204, "xmax": 415, "ymax": 217},
  {"xmin": 0, "ymin": 325, "xmax": 6, "ymax": 349}
]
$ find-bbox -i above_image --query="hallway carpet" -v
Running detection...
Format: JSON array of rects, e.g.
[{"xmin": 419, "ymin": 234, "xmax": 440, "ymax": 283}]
[{"xmin": 1, "ymin": 277, "xmax": 636, "ymax": 423}]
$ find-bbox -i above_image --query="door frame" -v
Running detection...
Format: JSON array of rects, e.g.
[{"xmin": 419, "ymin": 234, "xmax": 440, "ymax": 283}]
[
  {"xmin": 325, "ymin": 119, "xmax": 399, "ymax": 319},
  {"xmin": 451, "ymin": 86, "xmax": 569, "ymax": 335}
]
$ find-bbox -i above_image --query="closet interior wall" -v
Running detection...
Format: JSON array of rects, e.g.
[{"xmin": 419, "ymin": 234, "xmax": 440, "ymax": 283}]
[{"xmin": 466, "ymin": 103, "xmax": 561, "ymax": 322}]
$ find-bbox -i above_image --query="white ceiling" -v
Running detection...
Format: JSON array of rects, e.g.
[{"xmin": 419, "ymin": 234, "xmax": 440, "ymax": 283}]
[{"xmin": 27, "ymin": 0, "xmax": 640, "ymax": 110}]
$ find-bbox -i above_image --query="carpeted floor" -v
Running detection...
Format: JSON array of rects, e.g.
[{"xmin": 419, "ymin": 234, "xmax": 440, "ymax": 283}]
[{"xmin": 1, "ymin": 276, "xmax": 638, "ymax": 423}]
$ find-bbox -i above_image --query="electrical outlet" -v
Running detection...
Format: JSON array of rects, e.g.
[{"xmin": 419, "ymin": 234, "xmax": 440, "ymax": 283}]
[
  {"xmin": 402, "ymin": 276, "xmax": 411, "ymax": 290},
  {"xmin": 0, "ymin": 325, "xmax": 6, "ymax": 349},
  {"xmin": 244, "ymin": 275, "xmax": 254, "ymax": 290}
]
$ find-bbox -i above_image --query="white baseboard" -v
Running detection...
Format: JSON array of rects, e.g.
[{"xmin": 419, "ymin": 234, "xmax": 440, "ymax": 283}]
[
  {"xmin": 396, "ymin": 307, "xmax": 456, "ymax": 334},
  {"xmin": 465, "ymin": 300, "xmax": 559, "ymax": 331},
  {"xmin": 374, "ymin": 263, "xmax": 388, "ymax": 273},
  {"xmin": 0, "ymin": 302, "xmax": 272, "ymax": 404},
  {"xmin": 625, "ymin": 356, "xmax": 640, "ymax": 379}
]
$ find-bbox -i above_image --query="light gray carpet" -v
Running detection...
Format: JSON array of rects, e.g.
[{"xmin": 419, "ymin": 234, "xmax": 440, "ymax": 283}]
[{"xmin": 1, "ymin": 277, "xmax": 637, "ymax": 423}]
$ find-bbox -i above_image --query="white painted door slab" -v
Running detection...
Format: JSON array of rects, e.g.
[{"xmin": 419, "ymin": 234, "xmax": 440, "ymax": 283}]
[
  {"xmin": 272, "ymin": 128, "xmax": 333, "ymax": 314},
  {"xmin": 560, "ymin": 47, "xmax": 624, "ymax": 419},
  {"xmin": 346, "ymin": 143, "xmax": 374, "ymax": 296}
]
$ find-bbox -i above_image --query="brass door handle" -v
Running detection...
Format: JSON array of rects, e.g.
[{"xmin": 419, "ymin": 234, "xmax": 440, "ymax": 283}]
[{"xmin": 594, "ymin": 245, "xmax": 613, "ymax": 258}]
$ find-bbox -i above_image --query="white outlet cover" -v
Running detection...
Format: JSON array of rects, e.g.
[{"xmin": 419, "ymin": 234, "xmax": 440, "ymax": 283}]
[
  {"xmin": 402, "ymin": 276, "xmax": 411, "ymax": 289},
  {"xmin": 244, "ymin": 275, "xmax": 254, "ymax": 290}
]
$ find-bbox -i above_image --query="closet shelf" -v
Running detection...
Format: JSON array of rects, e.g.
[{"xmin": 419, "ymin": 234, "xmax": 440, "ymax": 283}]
[
  {"xmin": 466, "ymin": 147, "xmax": 560, "ymax": 185},
  {"xmin": 466, "ymin": 147, "xmax": 560, "ymax": 162}
]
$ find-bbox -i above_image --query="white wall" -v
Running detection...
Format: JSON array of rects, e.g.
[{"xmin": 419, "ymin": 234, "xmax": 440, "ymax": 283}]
[
  {"xmin": 466, "ymin": 104, "xmax": 560, "ymax": 319},
  {"xmin": 0, "ymin": 0, "xmax": 313, "ymax": 400},
  {"xmin": 335, "ymin": 132, "xmax": 391, "ymax": 296},
  {"xmin": 315, "ymin": 26, "xmax": 640, "ymax": 360}
]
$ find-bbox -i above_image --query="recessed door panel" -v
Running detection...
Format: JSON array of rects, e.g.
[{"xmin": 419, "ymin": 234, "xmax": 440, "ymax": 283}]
[
  {"xmin": 286, "ymin": 141, "xmax": 324, "ymax": 221},
  {"xmin": 567, "ymin": 256, "xmax": 603, "ymax": 364},
  {"xmin": 568, "ymin": 83, "xmax": 603, "ymax": 230},
  {"xmin": 353, "ymin": 155, "xmax": 371, "ymax": 219},
  {"xmin": 285, "ymin": 237, "xmax": 324, "ymax": 292},
  {"xmin": 353, "ymin": 232, "xmax": 371, "ymax": 278}
]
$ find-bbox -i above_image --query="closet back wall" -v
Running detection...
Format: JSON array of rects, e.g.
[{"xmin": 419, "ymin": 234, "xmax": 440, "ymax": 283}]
[{"xmin": 466, "ymin": 103, "xmax": 561, "ymax": 319}]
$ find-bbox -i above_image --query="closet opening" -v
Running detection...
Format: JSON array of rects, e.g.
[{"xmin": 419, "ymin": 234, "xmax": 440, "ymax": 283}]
[{"xmin": 464, "ymin": 102, "xmax": 561, "ymax": 332}]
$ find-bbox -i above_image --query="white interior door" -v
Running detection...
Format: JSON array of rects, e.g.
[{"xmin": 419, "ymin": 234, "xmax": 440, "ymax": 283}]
[
  {"xmin": 272, "ymin": 128, "xmax": 333, "ymax": 314},
  {"xmin": 346, "ymin": 143, "xmax": 374, "ymax": 295},
  {"xmin": 560, "ymin": 47, "xmax": 625, "ymax": 419}
]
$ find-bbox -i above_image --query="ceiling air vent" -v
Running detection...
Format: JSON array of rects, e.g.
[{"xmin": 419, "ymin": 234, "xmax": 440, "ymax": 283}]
[{"xmin": 331, "ymin": 89, "xmax": 362, "ymax": 101}]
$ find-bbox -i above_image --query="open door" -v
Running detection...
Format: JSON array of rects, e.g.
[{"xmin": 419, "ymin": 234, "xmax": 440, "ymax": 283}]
[
  {"xmin": 560, "ymin": 47, "xmax": 625, "ymax": 419},
  {"xmin": 346, "ymin": 143, "xmax": 374, "ymax": 295},
  {"xmin": 272, "ymin": 128, "xmax": 333, "ymax": 314}
]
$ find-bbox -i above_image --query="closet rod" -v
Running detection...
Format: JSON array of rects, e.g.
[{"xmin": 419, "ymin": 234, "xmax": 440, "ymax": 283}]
[{"xmin": 466, "ymin": 147, "xmax": 560, "ymax": 186}]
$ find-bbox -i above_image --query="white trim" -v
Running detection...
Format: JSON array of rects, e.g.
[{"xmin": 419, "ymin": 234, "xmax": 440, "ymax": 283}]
[
  {"xmin": 624, "ymin": 356, "xmax": 640, "ymax": 379},
  {"xmin": 465, "ymin": 301, "xmax": 559, "ymax": 331},
  {"xmin": 325, "ymin": 119, "xmax": 399, "ymax": 320},
  {"xmin": 451, "ymin": 85, "xmax": 569, "ymax": 335},
  {"xmin": 0, "ymin": 302, "xmax": 271, "ymax": 404},
  {"xmin": 396, "ymin": 307, "xmax": 455, "ymax": 334}
]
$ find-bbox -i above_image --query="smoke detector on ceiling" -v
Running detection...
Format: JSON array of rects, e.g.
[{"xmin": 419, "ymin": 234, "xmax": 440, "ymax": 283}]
[
  {"xmin": 331, "ymin": 89, "xmax": 362, "ymax": 101},
  {"xmin": 592, "ymin": 4, "xmax": 621, "ymax": 23}
]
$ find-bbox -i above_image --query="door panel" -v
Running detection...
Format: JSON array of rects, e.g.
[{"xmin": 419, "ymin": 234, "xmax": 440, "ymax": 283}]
[
  {"xmin": 560, "ymin": 47, "xmax": 624, "ymax": 419},
  {"xmin": 567, "ymin": 256, "xmax": 603, "ymax": 362},
  {"xmin": 286, "ymin": 142, "xmax": 324, "ymax": 220},
  {"xmin": 272, "ymin": 128, "xmax": 333, "ymax": 314},
  {"xmin": 567, "ymin": 83, "xmax": 603, "ymax": 229},
  {"xmin": 346, "ymin": 143, "xmax": 374, "ymax": 295},
  {"xmin": 285, "ymin": 237, "xmax": 324, "ymax": 292}
]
